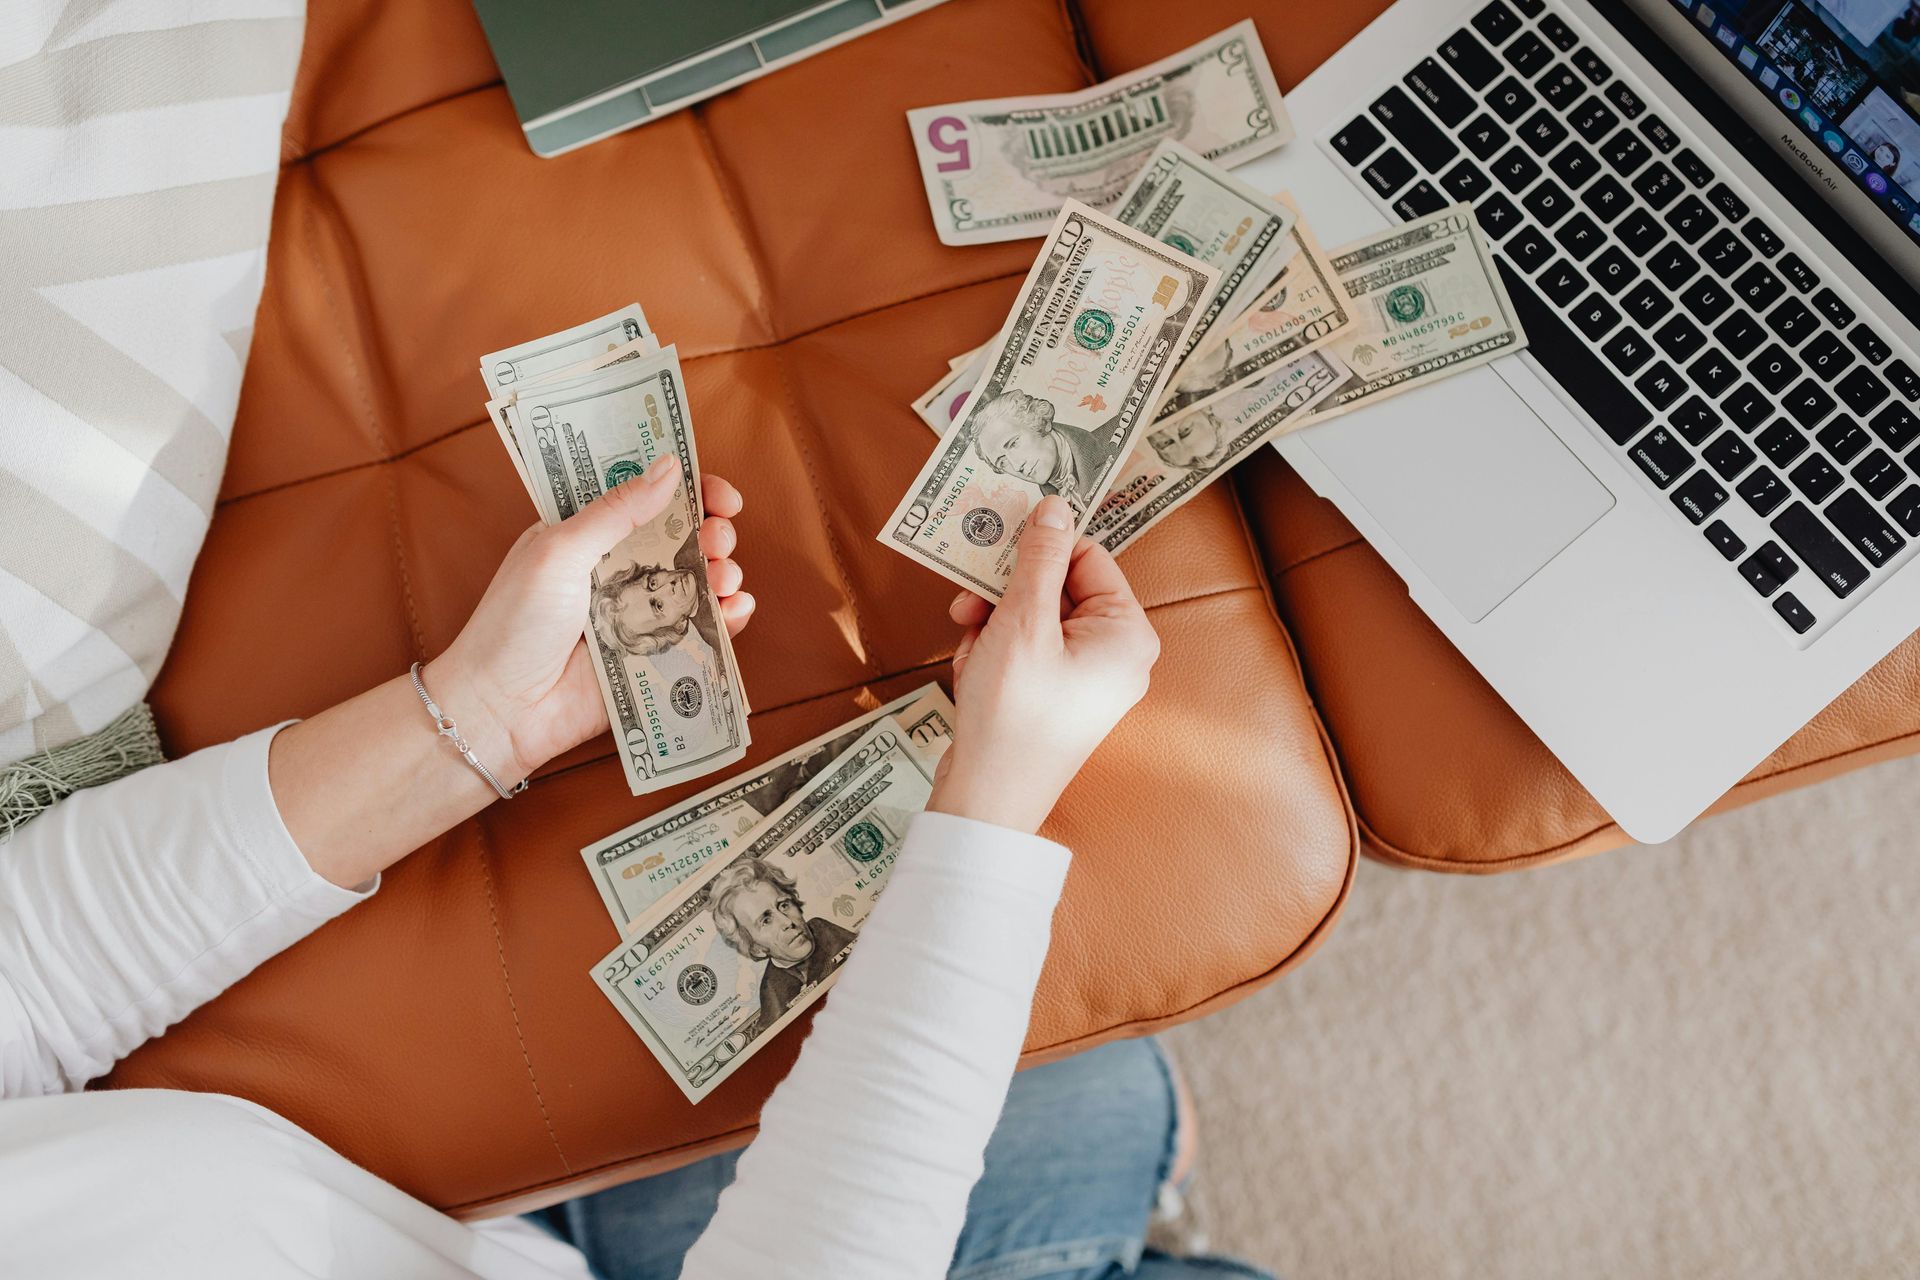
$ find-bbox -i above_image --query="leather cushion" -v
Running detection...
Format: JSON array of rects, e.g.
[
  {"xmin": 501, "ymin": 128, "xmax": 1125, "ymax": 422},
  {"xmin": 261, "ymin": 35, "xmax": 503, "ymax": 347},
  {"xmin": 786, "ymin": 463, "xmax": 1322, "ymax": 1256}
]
[{"xmin": 106, "ymin": 0, "xmax": 1357, "ymax": 1216}]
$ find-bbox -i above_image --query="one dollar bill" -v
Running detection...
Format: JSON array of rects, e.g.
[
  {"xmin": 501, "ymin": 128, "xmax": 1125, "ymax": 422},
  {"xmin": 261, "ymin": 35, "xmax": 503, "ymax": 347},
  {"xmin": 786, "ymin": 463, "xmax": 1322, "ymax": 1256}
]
[
  {"xmin": 591, "ymin": 715, "xmax": 950, "ymax": 1102},
  {"xmin": 878, "ymin": 200, "xmax": 1218, "ymax": 599},
  {"xmin": 907, "ymin": 21, "xmax": 1292, "ymax": 246}
]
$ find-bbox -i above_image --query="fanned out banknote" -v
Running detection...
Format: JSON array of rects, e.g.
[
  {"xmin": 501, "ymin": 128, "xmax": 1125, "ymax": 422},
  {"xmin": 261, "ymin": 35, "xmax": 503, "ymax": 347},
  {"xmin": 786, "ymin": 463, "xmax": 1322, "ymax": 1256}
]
[
  {"xmin": 907, "ymin": 20, "xmax": 1293, "ymax": 246},
  {"xmin": 581, "ymin": 684, "xmax": 955, "ymax": 931},
  {"xmin": 590, "ymin": 690, "xmax": 956, "ymax": 1102},
  {"xmin": 479, "ymin": 310, "xmax": 751, "ymax": 796},
  {"xmin": 1303, "ymin": 204, "xmax": 1528, "ymax": 422},
  {"xmin": 878, "ymin": 200, "xmax": 1218, "ymax": 599}
]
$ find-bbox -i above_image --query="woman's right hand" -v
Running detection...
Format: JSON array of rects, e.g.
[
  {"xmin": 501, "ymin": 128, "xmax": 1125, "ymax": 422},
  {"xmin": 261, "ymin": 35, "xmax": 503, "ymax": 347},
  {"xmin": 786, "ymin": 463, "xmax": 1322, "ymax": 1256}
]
[{"xmin": 930, "ymin": 494, "xmax": 1160, "ymax": 834}]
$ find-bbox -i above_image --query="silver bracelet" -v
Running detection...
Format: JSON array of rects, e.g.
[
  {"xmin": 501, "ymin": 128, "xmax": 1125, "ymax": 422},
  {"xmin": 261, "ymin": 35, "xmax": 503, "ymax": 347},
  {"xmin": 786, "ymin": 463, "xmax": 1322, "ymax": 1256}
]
[{"xmin": 409, "ymin": 662, "xmax": 528, "ymax": 801}]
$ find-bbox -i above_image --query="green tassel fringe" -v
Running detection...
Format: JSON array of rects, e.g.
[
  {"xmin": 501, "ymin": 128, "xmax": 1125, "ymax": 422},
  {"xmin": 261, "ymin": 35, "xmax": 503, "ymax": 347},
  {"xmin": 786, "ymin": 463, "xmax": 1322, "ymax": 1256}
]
[{"xmin": 0, "ymin": 703, "xmax": 166, "ymax": 840}]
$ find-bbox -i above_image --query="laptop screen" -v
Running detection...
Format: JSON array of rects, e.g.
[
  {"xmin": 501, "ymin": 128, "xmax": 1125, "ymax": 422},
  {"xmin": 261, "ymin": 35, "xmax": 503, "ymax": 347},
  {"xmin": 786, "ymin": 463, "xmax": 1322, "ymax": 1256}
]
[{"xmin": 1656, "ymin": 0, "xmax": 1920, "ymax": 254}]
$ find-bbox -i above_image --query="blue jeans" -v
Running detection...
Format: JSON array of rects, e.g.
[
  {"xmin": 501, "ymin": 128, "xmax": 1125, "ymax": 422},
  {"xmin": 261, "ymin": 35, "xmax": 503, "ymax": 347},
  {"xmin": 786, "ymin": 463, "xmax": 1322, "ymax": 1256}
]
[{"xmin": 533, "ymin": 1037, "xmax": 1274, "ymax": 1280}]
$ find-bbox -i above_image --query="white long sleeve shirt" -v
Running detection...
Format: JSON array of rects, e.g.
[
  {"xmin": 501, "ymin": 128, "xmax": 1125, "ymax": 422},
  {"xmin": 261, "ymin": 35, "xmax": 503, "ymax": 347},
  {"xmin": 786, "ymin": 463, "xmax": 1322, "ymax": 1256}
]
[{"xmin": 0, "ymin": 727, "xmax": 1071, "ymax": 1278}]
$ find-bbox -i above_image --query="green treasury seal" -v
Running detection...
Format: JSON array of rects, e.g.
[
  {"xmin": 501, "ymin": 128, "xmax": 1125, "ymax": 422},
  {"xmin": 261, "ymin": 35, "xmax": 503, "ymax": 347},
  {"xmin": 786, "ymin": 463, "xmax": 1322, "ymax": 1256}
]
[
  {"xmin": 841, "ymin": 820, "xmax": 886, "ymax": 864},
  {"xmin": 1384, "ymin": 285, "xmax": 1426, "ymax": 325},
  {"xmin": 605, "ymin": 458, "xmax": 645, "ymax": 488},
  {"xmin": 1073, "ymin": 308, "xmax": 1116, "ymax": 350}
]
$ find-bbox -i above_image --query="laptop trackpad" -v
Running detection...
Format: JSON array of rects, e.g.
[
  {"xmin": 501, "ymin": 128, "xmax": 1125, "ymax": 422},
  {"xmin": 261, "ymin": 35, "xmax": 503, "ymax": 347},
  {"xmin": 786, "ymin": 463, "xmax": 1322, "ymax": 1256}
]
[{"xmin": 1298, "ymin": 367, "xmax": 1614, "ymax": 622}]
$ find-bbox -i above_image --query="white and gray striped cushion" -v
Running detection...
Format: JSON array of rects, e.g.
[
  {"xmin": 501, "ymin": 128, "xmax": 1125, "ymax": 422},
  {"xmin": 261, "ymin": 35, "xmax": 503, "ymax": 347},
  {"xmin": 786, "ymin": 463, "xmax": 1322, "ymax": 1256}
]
[{"xmin": 0, "ymin": 2, "xmax": 303, "ymax": 767}]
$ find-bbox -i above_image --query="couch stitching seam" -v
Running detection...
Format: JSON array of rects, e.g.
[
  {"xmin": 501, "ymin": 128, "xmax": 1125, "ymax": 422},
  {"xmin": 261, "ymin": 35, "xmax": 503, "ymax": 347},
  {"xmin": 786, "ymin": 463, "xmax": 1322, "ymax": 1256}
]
[{"xmin": 1272, "ymin": 535, "xmax": 1364, "ymax": 577}]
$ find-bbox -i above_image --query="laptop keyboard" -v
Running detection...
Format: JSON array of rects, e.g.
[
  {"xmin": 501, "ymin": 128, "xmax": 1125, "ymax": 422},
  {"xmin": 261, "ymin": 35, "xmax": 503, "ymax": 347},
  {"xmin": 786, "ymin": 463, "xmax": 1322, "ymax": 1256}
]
[{"xmin": 1321, "ymin": 0, "xmax": 1920, "ymax": 643}]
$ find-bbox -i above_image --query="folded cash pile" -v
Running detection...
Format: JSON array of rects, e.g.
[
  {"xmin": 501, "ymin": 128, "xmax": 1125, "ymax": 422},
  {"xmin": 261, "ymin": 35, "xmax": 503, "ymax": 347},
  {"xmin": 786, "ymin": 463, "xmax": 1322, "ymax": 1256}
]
[
  {"xmin": 583, "ymin": 685, "xmax": 955, "ymax": 1102},
  {"xmin": 480, "ymin": 307, "xmax": 751, "ymax": 796}
]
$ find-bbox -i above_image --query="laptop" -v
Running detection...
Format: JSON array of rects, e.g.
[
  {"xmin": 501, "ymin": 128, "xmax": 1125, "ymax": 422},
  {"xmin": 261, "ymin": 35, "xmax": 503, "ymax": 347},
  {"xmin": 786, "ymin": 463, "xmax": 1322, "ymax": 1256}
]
[{"xmin": 1234, "ymin": 0, "xmax": 1920, "ymax": 842}]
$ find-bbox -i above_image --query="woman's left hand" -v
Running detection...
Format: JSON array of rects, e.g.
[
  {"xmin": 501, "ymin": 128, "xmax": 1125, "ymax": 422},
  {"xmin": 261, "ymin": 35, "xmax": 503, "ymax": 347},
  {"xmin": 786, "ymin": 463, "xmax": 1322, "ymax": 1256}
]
[{"xmin": 426, "ymin": 457, "xmax": 751, "ymax": 783}]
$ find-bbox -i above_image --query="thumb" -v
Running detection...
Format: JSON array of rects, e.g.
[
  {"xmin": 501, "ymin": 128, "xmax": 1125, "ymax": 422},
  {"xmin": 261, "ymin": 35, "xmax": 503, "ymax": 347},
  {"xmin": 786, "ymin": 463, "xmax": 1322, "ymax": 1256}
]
[
  {"xmin": 550, "ymin": 456, "xmax": 681, "ymax": 568},
  {"xmin": 998, "ymin": 495, "xmax": 1075, "ymax": 628}
]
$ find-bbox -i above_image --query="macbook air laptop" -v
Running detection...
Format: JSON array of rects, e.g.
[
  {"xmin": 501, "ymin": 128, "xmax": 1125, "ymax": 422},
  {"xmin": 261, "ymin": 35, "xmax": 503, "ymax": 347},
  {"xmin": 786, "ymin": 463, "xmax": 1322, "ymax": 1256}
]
[{"xmin": 1235, "ymin": 0, "xmax": 1920, "ymax": 841}]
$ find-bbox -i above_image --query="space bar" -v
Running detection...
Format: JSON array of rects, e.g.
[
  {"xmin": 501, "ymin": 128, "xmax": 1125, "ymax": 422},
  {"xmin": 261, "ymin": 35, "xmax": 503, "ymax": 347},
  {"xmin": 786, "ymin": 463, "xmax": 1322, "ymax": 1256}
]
[{"xmin": 1497, "ymin": 260, "xmax": 1653, "ymax": 446}]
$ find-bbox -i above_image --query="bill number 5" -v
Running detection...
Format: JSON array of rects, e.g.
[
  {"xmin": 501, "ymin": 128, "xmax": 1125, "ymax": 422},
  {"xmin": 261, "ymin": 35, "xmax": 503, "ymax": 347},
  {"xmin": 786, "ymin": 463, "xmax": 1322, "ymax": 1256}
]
[{"xmin": 926, "ymin": 117, "xmax": 972, "ymax": 172}]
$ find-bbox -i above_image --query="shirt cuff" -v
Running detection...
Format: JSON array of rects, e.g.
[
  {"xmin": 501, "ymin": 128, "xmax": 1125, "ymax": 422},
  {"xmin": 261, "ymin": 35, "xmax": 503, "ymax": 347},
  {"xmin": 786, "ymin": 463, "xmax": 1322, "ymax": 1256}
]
[
  {"xmin": 903, "ymin": 810, "xmax": 1071, "ymax": 903},
  {"xmin": 221, "ymin": 722, "xmax": 378, "ymax": 918}
]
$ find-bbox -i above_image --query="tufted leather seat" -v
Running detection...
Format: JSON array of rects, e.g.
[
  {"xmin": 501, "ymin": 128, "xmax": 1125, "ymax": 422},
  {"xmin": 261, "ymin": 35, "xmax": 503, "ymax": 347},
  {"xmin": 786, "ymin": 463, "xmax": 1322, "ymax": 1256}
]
[{"xmin": 105, "ymin": 0, "xmax": 1359, "ymax": 1216}]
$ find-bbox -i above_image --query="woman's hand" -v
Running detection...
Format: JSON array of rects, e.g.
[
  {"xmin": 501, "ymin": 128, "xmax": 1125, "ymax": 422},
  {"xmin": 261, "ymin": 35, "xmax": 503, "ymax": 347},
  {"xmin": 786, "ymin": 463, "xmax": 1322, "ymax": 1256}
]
[
  {"xmin": 930, "ymin": 495, "xmax": 1159, "ymax": 834},
  {"xmin": 425, "ymin": 457, "xmax": 752, "ymax": 783}
]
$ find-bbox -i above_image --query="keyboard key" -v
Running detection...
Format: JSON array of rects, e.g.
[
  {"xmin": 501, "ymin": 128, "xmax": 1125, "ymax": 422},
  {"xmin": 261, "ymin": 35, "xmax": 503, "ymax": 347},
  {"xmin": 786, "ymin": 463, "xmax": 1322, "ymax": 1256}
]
[
  {"xmin": 1332, "ymin": 116, "xmax": 1387, "ymax": 166},
  {"xmin": 1790, "ymin": 454, "xmax": 1842, "ymax": 502},
  {"xmin": 1776, "ymin": 252, "xmax": 1819, "ymax": 293},
  {"xmin": 1405, "ymin": 58, "xmax": 1476, "ymax": 126},
  {"xmin": 1441, "ymin": 158, "xmax": 1492, "ymax": 202},
  {"xmin": 1476, "ymin": 192, "xmax": 1523, "ymax": 238},
  {"xmin": 1887, "ymin": 484, "xmax": 1920, "ymax": 536},
  {"xmin": 1747, "ymin": 343, "xmax": 1801, "ymax": 393},
  {"xmin": 1665, "ymin": 397, "xmax": 1720, "ymax": 450},
  {"xmin": 1538, "ymin": 257, "xmax": 1586, "ymax": 305},
  {"xmin": 1773, "ymin": 501, "xmax": 1869, "ymax": 597},
  {"xmin": 1518, "ymin": 108, "xmax": 1569, "ymax": 156},
  {"xmin": 1772, "ymin": 591, "xmax": 1816, "ymax": 634},
  {"xmin": 1664, "ymin": 195, "xmax": 1715, "ymax": 243},
  {"xmin": 1715, "ymin": 311, "xmax": 1765, "ymax": 359},
  {"xmin": 1587, "ymin": 246, "xmax": 1639, "ymax": 294},
  {"xmin": 1635, "ymin": 360, "xmax": 1684, "ymax": 409},
  {"xmin": 1886, "ymin": 358, "xmax": 1920, "ymax": 402},
  {"xmin": 1810, "ymin": 287, "xmax": 1855, "ymax": 329},
  {"xmin": 1825, "ymin": 488, "xmax": 1906, "ymax": 567},
  {"xmin": 1703, "ymin": 429, "xmax": 1756, "ymax": 479},
  {"xmin": 1581, "ymin": 174, "xmax": 1631, "ymax": 221},
  {"xmin": 1553, "ymin": 212, "xmax": 1605, "ymax": 260},
  {"xmin": 1631, "ymin": 162, "xmax": 1680, "ymax": 210},
  {"xmin": 1569, "ymin": 96, "xmax": 1620, "ymax": 142},
  {"xmin": 1496, "ymin": 260, "xmax": 1650, "ymax": 444},
  {"xmin": 1537, "ymin": 64, "xmax": 1584, "ymax": 109},
  {"xmin": 1538, "ymin": 11, "xmax": 1579, "ymax": 49},
  {"xmin": 1686, "ymin": 349, "xmax": 1738, "ymax": 397},
  {"xmin": 1705, "ymin": 518, "xmax": 1746, "ymax": 559},
  {"xmin": 1393, "ymin": 179, "xmax": 1449, "ymax": 219},
  {"xmin": 1630, "ymin": 424, "xmax": 1693, "ymax": 488},
  {"xmin": 1654, "ymin": 314, "xmax": 1706, "ymax": 361},
  {"xmin": 1637, "ymin": 114, "xmax": 1679, "ymax": 154},
  {"xmin": 1512, "ymin": 0, "xmax": 1544, "ymax": 16},
  {"xmin": 1507, "ymin": 226, "xmax": 1555, "ymax": 273},
  {"xmin": 1673, "ymin": 147, "xmax": 1713, "ymax": 187},
  {"xmin": 1722, "ymin": 383, "xmax": 1772, "ymax": 432},
  {"xmin": 1616, "ymin": 209, "xmax": 1664, "ymax": 255},
  {"xmin": 1460, "ymin": 112, "xmax": 1511, "ymax": 159},
  {"xmin": 1738, "ymin": 466, "xmax": 1789, "ymax": 515},
  {"xmin": 1523, "ymin": 179, "xmax": 1574, "ymax": 226},
  {"xmin": 1574, "ymin": 47, "xmax": 1613, "ymax": 85},
  {"xmin": 1487, "ymin": 75, "xmax": 1536, "ymax": 122},
  {"xmin": 1672, "ymin": 469, "xmax": 1728, "ymax": 523},
  {"xmin": 1472, "ymin": 0, "xmax": 1522, "ymax": 45},
  {"xmin": 1372, "ymin": 87, "xmax": 1459, "ymax": 171},
  {"xmin": 1505, "ymin": 31, "xmax": 1552, "ymax": 76},
  {"xmin": 1700, "ymin": 229, "xmax": 1753, "ymax": 280},
  {"xmin": 1490, "ymin": 146, "xmax": 1542, "ymax": 191},
  {"xmin": 1742, "ymin": 219, "xmax": 1784, "ymax": 258},
  {"xmin": 1603, "ymin": 130, "xmax": 1653, "ymax": 177},
  {"xmin": 1870, "ymin": 401, "xmax": 1920, "ymax": 451},
  {"xmin": 1604, "ymin": 327, "xmax": 1654, "ymax": 374},
  {"xmin": 1738, "ymin": 547, "xmax": 1791, "ymax": 597},
  {"xmin": 1815, "ymin": 416, "xmax": 1870, "ymax": 464},
  {"xmin": 1780, "ymin": 378, "xmax": 1836, "ymax": 429},
  {"xmin": 1680, "ymin": 277, "xmax": 1733, "ymax": 323},
  {"xmin": 1362, "ymin": 148, "xmax": 1417, "ymax": 197},
  {"xmin": 1621, "ymin": 281, "xmax": 1672, "ymax": 326},
  {"xmin": 1704, "ymin": 182, "xmax": 1748, "ymax": 221},
  {"xmin": 1730, "ymin": 262, "xmax": 1782, "ymax": 311},
  {"xmin": 1850, "ymin": 447, "xmax": 1904, "ymax": 500},
  {"xmin": 1569, "ymin": 292, "xmax": 1621, "ymax": 341},
  {"xmin": 1441, "ymin": 28, "xmax": 1504, "ymax": 89},
  {"xmin": 1766, "ymin": 297, "xmax": 1819, "ymax": 348},
  {"xmin": 1756, "ymin": 419, "xmax": 1808, "ymax": 466},
  {"xmin": 1646, "ymin": 241, "xmax": 1699, "ymax": 290},
  {"xmin": 1549, "ymin": 141, "xmax": 1600, "ymax": 188},
  {"xmin": 1603, "ymin": 80, "xmax": 1642, "ymax": 117},
  {"xmin": 1849, "ymin": 323, "xmax": 1891, "ymax": 365},
  {"xmin": 1835, "ymin": 366, "xmax": 1890, "ymax": 416}
]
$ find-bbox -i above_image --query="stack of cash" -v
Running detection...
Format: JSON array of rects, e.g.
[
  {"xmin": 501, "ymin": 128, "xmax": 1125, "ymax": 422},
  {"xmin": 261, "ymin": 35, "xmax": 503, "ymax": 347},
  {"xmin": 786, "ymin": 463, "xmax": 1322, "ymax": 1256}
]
[
  {"xmin": 480, "ymin": 307, "xmax": 751, "ymax": 796},
  {"xmin": 584, "ymin": 685, "xmax": 955, "ymax": 1102}
]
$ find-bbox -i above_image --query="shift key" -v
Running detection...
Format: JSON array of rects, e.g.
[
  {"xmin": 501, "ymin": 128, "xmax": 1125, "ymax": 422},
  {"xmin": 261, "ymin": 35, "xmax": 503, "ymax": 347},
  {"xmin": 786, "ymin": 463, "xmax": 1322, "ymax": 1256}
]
[
  {"xmin": 1770, "ymin": 501, "xmax": 1869, "ymax": 597},
  {"xmin": 1825, "ymin": 489, "xmax": 1907, "ymax": 566},
  {"xmin": 1371, "ymin": 86, "xmax": 1460, "ymax": 171}
]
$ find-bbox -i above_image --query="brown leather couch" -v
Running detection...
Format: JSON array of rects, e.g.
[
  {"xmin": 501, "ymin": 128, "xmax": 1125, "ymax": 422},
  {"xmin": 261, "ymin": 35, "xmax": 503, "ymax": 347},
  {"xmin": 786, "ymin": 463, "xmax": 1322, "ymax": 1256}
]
[{"xmin": 103, "ymin": 0, "xmax": 1919, "ymax": 1218}]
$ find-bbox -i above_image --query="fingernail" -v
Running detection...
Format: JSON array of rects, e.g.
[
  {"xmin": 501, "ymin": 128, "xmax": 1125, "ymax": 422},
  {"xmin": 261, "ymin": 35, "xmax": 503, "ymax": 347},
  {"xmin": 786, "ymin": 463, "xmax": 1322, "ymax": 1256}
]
[
  {"xmin": 951, "ymin": 590, "xmax": 972, "ymax": 611},
  {"xmin": 646, "ymin": 456, "xmax": 682, "ymax": 484},
  {"xmin": 1033, "ymin": 497, "xmax": 1070, "ymax": 531}
]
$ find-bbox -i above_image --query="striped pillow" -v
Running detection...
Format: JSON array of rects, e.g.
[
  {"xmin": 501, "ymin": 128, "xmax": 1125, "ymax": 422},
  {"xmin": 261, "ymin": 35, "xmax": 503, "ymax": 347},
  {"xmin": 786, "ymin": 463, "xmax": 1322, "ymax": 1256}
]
[{"xmin": 0, "ymin": 4, "xmax": 303, "ymax": 772}]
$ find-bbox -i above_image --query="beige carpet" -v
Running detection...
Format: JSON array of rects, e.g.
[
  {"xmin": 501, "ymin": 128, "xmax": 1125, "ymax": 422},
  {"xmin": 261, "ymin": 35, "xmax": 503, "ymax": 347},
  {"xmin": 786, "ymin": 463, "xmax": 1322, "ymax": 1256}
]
[{"xmin": 1167, "ymin": 753, "xmax": 1920, "ymax": 1280}]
